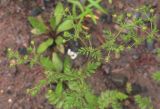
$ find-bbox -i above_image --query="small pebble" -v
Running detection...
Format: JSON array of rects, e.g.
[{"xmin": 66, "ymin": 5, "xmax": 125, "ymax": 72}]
[
  {"xmin": 10, "ymin": 59, "xmax": 16, "ymax": 66},
  {"xmin": 0, "ymin": 90, "xmax": 4, "ymax": 94},
  {"xmin": 143, "ymin": 73, "xmax": 148, "ymax": 78},
  {"xmin": 100, "ymin": 14, "xmax": 112, "ymax": 24},
  {"xmin": 109, "ymin": 74, "xmax": 128, "ymax": 87},
  {"xmin": 145, "ymin": 39, "xmax": 155, "ymax": 51},
  {"xmin": 31, "ymin": 7, "xmax": 43, "ymax": 16},
  {"xmin": 152, "ymin": 0, "xmax": 158, "ymax": 8},
  {"xmin": 8, "ymin": 98, "xmax": 13, "ymax": 103},
  {"xmin": 132, "ymin": 53, "xmax": 140, "ymax": 60},
  {"xmin": 142, "ymin": 12, "xmax": 151, "ymax": 22},
  {"xmin": 50, "ymin": 83, "xmax": 57, "ymax": 90},
  {"xmin": 18, "ymin": 47, "xmax": 27, "ymax": 55},
  {"xmin": 6, "ymin": 86, "xmax": 12, "ymax": 94},
  {"xmin": 133, "ymin": 12, "xmax": 141, "ymax": 19},
  {"xmin": 73, "ymin": 56, "xmax": 86, "ymax": 68},
  {"xmin": 131, "ymin": 83, "xmax": 145, "ymax": 95},
  {"xmin": 44, "ymin": 0, "xmax": 50, "ymax": 3},
  {"xmin": 117, "ymin": 1, "xmax": 124, "ymax": 9},
  {"xmin": 44, "ymin": 0, "xmax": 51, "ymax": 7},
  {"xmin": 124, "ymin": 100, "xmax": 130, "ymax": 106},
  {"xmin": 66, "ymin": 41, "xmax": 80, "ymax": 52},
  {"xmin": 102, "ymin": 64, "xmax": 112, "ymax": 75},
  {"xmin": 25, "ymin": 82, "xmax": 32, "ymax": 88}
]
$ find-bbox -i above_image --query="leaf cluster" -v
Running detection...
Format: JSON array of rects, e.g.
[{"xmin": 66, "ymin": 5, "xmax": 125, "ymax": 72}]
[
  {"xmin": 79, "ymin": 47, "xmax": 102, "ymax": 60},
  {"xmin": 134, "ymin": 95, "xmax": 153, "ymax": 109},
  {"xmin": 98, "ymin": 90, "xmax": 128, "ymax": 109}
]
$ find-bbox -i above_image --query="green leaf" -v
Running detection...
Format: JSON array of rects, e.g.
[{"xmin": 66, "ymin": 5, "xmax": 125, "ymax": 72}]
[
  {"xmin": 37, "ymin": 38, "xmax": 53, "ymax": 54},
  {"xmin": 28, "ymin": 16, "xmax": 47, "ymax": 35},
  {"xmin": 68, "ymin": 81, "xmax": 80, "ymax": 91},
  {"xmin": 85, "ymin": 91, "xmax": 98, "ymax": 109},
  {"xmin": 68, "ymin": 0, "xmax": 84, "ymax": 17},
  {"xmin": 98, "ymin": 90, "xmax": 128, "ymax": 109},
  {"xmin": 152, "ymin": 71, "xmax": 160, "ymax": 82},
  {"xmin": 57, "ymin": 20, "xmax": 74, "ymax": 33},
  {"xmin": 56, "ymin": 44, "xmax": 65, "ymax": 54},
  {"xmin": 27, "ymin": 79, "xmax": 46, "ymax": 96},
  {"xmin": 87, "ymin": 0, "xmax": 106, "ymax": 13},
  {"xmin": 56, "ymin": 82, "xmax": 63, "ymax": 97},
  {"xmin": 40, "ymin": 56, "xmax": 54, "ymax": 70},
  {"xmin": 55, "ymin": 36, "xmax": 66, "ymax": 45},
  {"xmin": 54, "ymin": 2, "xmax": 64, "ymax": 26},
  {"xmin": 63, "ymin": 56, "xmax": 72, "ymax": 74},
  {"xmin": 50, "ymin": 16, "xmax": 56, "ymax": 30},
  {"xmin": 89, "ymin": 11, "xmax": 97, "ymax": 24},
  {"xmin": 79, "ymin": 47, "xmax": 102, "ymax": 60},
  {"xmin": 134, "ymin": 95, "xmax": 153, "ymax": 109},
  {"xmin": 63, "ymin": 93, "xmax": 76, "ymax": 109},
  {"xmin": 84, "ymin": 62, "xmax": 100, "ymax": 76},
  {"xmin": 68, "ymin": 0, "xmax": 84, "ymax": 12},
  {"xmin": 56, "ymin": 100, "xmax": 64, "ymax": 109},
  {"xmin": 46, "ymin": 90, "xmax": 56, "ymax": 105},
  {"xmin": 52, "ymin": 52, "xmax": 63, "ymax": 72},
  {"xmin": 108, "ymin": 0, "xmax": 112, "ymax": 4}
]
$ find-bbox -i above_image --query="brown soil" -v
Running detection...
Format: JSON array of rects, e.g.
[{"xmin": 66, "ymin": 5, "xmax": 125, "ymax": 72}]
[
  {"xmin": 0, "ymin": 0, "xmax": 160, "ymax": 109},
  {"xmin": 0, "ymin": 1, "xmax": 53, "ymax": 109}
]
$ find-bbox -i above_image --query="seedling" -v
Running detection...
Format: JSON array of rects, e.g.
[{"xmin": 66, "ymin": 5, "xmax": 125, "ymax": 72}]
[
  {"xmin": 152, "ymin": 71, "xmax": 160, "ymax": 83},
  {"xmin": 134, "ymin": 95, "xmax": 153, "ymax": 109}
]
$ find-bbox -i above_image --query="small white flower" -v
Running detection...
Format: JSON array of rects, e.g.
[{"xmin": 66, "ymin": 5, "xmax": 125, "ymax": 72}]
[
  {"xmin": 67, "ymin": 49, "xmax": 78, "ymax": 60},
  {"xmin": 67, "ymin": 49, "xmax": 73, "ymax": 55},
  {"xmin": 70, "ymin": 53, "xmax": 78, "ymax": 59},
  {"xmin": 0, "ymin": 90, "xmax": 4, "ymax": 94}
]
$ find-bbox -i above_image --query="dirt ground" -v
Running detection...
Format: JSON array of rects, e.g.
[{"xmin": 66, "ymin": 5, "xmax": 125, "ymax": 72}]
[
  {"xmin": 0, "ymin": 1, "xmax": 53, "ymax": 109},
  {"xmin": 0, "ymin": 0, "xmax": 160, "ymax": 109}
]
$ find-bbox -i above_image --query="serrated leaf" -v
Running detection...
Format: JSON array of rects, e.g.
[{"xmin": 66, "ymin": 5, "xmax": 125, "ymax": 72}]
[
  {"xmin": 56, "ymin": 82, "xmax": 63, "ymax": 97},
  {"xmin": 56, "ymin": 101, "xmax": 64, "ymax": 109},
  {"xmin": 37, "ymin": 38, "xmax": 53, "ymax": 54},
  {"xmin": 98, "ymin": 90, "xmax": 128, "ymax": 109},
  {"xmin": 63, "ymin": 94, "xmax": 76, "ymax": 109},
  {"xmin": 84, "ymin": 62, "xmax": 100, "ymax": 76},
  {"xmin": 78, "ymin": 47, "xmax": 102, "ymax": 60},
  {"xmin": 54, "ymin": 2, "xmax": 64, "ymax": 26},
  {"xmin": 46, "ymin": 90, "xmax": 56, "ymax": 105},
  {"xmin": 40, "ymin": 56, "xmax": 54, "ymax": 70},
  {"xmin": 52, "ymin": 52, "xmax": 63, "ymax": 72},
  {"xmin": 152, "ymin": 71, "xmax": 160, "ymax": 82},
  {"xmin": 68, "ymin": 81, "xmax": 80, "ymax": 91},
  {"xmin": 134, "ymin": 95, "xmax": 153, "ymax": 109},
  {"xmin": 63, "ymin": 56, "xmax": 71, "ymax": 74},
  {"xmin": 85, "ymin": 91, "xmax": 98, "ymax": 109},
  {"xmin": 57, "ymin": 20, "xmax": 74, "ymax": 33},
  {"xmin": 28, "ymin": 16, "xmax": 47, "ymax": 35},
  {"xmin": 27, "ymin": 79, "xmax": 46, "ymax": 97}
]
